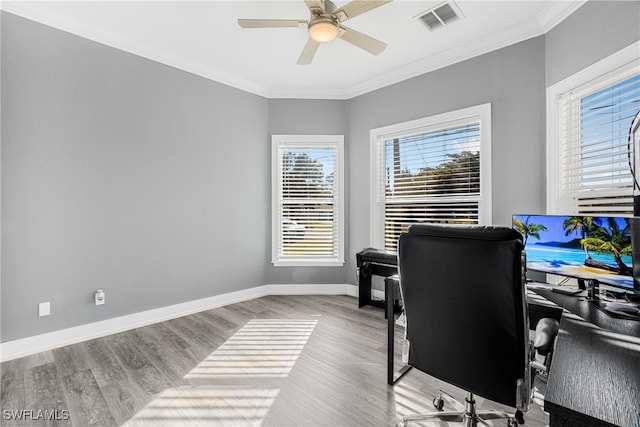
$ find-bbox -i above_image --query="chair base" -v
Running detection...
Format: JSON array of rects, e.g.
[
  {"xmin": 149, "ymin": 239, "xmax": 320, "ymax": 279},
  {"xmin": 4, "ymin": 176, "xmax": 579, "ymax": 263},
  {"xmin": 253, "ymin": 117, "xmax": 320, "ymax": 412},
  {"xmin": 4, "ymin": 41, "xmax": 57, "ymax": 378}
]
[{"xmin": 398, "ymin": 391, "xmax": 521, "ymax": 427}]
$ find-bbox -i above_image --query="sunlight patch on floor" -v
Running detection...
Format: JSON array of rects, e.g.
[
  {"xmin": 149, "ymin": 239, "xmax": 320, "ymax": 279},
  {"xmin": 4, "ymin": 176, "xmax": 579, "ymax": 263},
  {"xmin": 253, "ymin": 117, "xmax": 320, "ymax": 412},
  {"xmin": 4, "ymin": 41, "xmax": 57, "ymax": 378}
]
[
  {"xmin": 125, "ymin": 318, "xmax": 318, "ymax": 426},
  {"xmin": 123, "ymin": 386, "xmax": 279, "ymax": 427},
  {"xmin": 185, "ymin": 319, "xmax": 318, "ymax": 379}
]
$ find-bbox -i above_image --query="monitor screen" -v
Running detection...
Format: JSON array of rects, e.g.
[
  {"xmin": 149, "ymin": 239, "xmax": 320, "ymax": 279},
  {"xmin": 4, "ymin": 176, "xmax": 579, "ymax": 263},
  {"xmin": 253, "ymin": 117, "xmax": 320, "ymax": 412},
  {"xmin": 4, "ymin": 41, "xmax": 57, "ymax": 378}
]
[{"xmin": 512, "ymin": 214, "xmax": 638, "ymax": 291}]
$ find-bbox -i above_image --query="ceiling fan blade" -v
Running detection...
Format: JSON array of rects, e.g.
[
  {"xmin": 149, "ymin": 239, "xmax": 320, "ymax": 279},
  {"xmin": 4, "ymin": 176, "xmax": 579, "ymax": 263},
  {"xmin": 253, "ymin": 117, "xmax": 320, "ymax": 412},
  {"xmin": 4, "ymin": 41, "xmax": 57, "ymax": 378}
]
[
  {"xmin": 238, "ymin": 19, "xmax": 307, "ymax": 28},
  {"xmin": 305, "ymin": 0, "xmax": 326, "ymax": 14},
  {"xmin": 297, "ymin": 38, "xmax": 320, "ymax": 65},
  {"xmin": 338, "ymin": 25, "xmax": 387, "ymax": 55},
  {"xmin": 333, "ymin": 0, "xmax": 393, "ymax": 23}
]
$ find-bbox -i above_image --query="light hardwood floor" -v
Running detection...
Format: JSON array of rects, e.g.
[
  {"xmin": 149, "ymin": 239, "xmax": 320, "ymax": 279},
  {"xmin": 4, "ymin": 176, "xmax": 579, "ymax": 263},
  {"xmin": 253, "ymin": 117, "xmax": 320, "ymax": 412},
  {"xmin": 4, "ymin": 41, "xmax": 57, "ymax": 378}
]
[{"xmin": 0, "ymin": 295, "xmax": 550, "ymax": 426}]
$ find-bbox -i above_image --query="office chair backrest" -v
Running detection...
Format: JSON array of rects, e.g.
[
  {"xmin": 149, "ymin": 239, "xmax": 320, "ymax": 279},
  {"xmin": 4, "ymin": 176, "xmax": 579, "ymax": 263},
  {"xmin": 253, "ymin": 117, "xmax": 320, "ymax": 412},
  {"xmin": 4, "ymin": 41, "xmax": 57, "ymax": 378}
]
[{"xmin": 398, "ymin": 223, "xmax": 528, "ymax": 408}]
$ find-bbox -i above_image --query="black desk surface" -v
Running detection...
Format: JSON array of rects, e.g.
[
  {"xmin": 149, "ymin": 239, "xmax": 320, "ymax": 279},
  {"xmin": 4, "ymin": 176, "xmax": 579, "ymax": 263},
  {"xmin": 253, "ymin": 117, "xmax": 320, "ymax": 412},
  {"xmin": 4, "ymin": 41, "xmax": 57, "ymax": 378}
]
[
  {"xmin": 530, "ymin": 285, "xmax": 640, "ymax": 337},
  {"xmin": 529, "ymin": 285, "xmax": 640, "ymax": 427}
]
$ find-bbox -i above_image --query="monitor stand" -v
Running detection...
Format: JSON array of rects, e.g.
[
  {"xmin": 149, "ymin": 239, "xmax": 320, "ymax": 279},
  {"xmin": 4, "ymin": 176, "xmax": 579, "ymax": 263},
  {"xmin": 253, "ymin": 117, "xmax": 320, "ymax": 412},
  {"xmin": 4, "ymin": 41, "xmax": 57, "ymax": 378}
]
[
  {"xmin": 577, "ymin": 278, "xmax": 587, "ymax": 290},
  {"xmin": 586, "ymin": 279, "xmax": 599, "ymax": 300}
]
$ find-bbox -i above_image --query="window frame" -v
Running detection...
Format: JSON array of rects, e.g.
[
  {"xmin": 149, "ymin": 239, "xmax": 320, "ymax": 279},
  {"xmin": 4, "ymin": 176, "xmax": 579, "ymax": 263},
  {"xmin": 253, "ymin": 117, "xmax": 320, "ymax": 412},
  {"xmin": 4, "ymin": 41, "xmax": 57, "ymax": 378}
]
[
  {"xmin": 271, "ymin": 134, "xmax": 345, "ymax": 267},
  {"xmin": 546, "ymin": 41, "xmax": 640, "ymax": 215},
  {"xmin": 369, "ymin": 104, "xmax": 492, "ymax": 250}
]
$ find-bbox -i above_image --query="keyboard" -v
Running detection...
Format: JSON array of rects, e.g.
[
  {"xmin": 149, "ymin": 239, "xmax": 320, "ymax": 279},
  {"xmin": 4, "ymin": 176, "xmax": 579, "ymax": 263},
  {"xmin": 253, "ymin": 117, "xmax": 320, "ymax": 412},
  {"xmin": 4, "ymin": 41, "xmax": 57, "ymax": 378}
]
[{"xmin": 551, "ymin": 287, "xmax": 583, "ymax": 296}]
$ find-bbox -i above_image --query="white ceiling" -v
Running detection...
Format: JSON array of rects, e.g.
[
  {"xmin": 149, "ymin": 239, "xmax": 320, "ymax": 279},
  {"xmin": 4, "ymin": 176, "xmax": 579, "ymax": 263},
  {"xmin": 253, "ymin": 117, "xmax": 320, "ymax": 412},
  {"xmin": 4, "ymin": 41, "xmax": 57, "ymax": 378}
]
[{"xmin": 2, "ymin": 0, "xmax": 586, "ymax": 99}]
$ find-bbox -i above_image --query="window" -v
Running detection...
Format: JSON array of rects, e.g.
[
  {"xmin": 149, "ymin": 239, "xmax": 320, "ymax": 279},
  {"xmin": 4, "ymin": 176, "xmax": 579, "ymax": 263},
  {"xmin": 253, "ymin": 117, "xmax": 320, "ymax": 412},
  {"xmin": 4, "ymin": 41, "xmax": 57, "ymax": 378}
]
[
  {"xmin": 272, "ymin": 135, "xmax": 344, "ymax": 266},
  {"xmin": 370, "ymin": 104, "xmax": 492, "ymax": 252},
  {"xmin": 547, "ymin": 42, "xmax": 640, "ymax": 215}
]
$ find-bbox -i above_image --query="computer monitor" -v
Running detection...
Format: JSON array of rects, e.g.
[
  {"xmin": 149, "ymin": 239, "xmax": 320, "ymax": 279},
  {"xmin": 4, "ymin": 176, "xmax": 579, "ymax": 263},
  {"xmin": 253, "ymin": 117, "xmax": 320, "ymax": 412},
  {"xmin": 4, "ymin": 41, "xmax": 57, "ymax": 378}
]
[{"xmin": 512, "ymin": 214, "xmax": 639, "ymax": 293}]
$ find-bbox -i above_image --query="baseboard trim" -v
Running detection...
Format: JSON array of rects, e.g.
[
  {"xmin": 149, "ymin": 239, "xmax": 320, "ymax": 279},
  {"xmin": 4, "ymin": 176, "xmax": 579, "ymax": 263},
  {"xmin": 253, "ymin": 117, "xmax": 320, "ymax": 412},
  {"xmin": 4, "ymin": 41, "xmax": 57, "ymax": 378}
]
[
  {"xmin": 267, "ymin": 283, "xmax": 358, "ymax": 297},
  {"xmin": 0, "ymin": 284, "xmax": 358, "ymax": 362}
]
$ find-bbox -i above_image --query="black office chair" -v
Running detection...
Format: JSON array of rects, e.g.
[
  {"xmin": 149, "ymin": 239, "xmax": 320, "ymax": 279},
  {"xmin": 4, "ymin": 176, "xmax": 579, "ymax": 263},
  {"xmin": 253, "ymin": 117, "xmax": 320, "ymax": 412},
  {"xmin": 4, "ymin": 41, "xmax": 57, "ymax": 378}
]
[{"xmin": 395, "ymin": 223, "xmax": 557, "ymax": 427}]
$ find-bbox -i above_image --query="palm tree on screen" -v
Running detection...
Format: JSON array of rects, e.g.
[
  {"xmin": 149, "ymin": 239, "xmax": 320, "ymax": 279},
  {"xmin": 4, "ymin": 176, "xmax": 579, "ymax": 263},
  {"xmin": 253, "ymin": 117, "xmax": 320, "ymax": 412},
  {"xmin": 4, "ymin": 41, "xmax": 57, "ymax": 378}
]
[
  {"xmin": 512, "ymin": 216, "xmax": 548, "ymax": 247},
  {"xmin": 562, "ymin": 216, "xmax": 601, "ymax": 259},
  {"xmin": 581, "ymin": 217, "xmax": 632, "ymax": 274}
]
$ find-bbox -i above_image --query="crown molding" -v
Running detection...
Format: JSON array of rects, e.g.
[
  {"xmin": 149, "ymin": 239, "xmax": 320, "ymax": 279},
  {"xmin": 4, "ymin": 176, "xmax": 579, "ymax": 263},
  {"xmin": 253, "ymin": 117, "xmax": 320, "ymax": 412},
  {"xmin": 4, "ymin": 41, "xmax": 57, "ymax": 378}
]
[
  {"xmin": 282, "ymin": 1, "xmax": 588, "ymax": 100},
  {"xmin": 1, "ymin": 2, "xmax": 271, "ymax": 98},
  {"xmin": 341, "ymin": 15, "xmax": 545, "ymax": 99},
  {"xmin": 265, "ymin": 85, "xmax": 352, "ymax": 100},
  {"xmin": 1, "ymin": 1, "xmax": 586, "ymax": 100},
  {"xmin": 536, "ymin": 0, "xmax": 587, "ymax": 33}
]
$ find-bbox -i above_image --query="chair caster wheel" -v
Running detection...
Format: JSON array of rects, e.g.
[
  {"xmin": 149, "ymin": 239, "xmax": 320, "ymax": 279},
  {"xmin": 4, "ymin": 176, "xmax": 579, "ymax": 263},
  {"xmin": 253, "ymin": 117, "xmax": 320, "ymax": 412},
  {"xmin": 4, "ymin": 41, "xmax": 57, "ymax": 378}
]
[
  {"xmin": 515, "ymin": 410, "xmax": 525, "ymax": 424},
  {"xmin": 433, "ymin": 396, "xmax": 444, "ymax": 411}
]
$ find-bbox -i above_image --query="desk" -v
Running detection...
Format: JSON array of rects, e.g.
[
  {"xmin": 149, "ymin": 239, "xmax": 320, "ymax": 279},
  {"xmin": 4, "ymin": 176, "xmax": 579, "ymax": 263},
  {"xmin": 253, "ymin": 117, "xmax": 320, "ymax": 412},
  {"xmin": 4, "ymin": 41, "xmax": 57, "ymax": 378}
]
[
  {"xmin": 530, "ymin": 287, "xmax": 640, "ymax": 427},
  {"xmin": 386, "ymin": 281, "xmax": 640, "ymax": 426}
]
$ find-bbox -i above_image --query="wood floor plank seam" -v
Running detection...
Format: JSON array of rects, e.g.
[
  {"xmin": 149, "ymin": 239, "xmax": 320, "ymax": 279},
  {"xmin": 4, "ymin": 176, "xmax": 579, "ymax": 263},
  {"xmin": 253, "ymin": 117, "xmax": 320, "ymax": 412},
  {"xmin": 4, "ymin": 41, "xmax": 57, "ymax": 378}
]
[{"xmin": 0, "ymin": 295, "xmax": 550, "ymax": 426}]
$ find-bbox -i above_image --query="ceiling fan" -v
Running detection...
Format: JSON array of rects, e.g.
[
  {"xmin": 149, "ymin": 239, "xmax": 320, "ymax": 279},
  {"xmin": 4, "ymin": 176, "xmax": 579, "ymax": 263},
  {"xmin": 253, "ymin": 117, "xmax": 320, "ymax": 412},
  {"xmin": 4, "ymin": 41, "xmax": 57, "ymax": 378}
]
[{"xmin": 238, "ymin": 0, "xmax": 393, "ymax": 65}]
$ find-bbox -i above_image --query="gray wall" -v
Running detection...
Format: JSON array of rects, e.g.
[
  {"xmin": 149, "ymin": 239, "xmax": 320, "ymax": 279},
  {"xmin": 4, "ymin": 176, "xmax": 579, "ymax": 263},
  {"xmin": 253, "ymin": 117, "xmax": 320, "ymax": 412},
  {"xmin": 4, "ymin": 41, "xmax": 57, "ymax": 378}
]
[
  {"xmin": 1, "ymin": 13, "xmax": 269, "ymax": 341},
  {"xmin": 345, "ymin": 37, "xmax": 547, "ymax": 284},
  {"xmin": 266, "ymin": 99, "xmax": 349, "ymax": 285},
  {"xmin": 2, "ymin": 1, "xmax": 639, "ymax": 342},
  {"xmin": 268, "ymin": 39, "xmax": 550, "ymax": 288},
  {"xmin": 545, "ymin": 1, "xmax": 640, "ymax": 87}
]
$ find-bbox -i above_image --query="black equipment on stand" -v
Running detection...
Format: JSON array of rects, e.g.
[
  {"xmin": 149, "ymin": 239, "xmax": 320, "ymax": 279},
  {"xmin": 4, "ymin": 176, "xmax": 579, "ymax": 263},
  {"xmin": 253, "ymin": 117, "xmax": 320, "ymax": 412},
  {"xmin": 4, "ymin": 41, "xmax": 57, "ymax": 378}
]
[{"xmin": 355, "ymin": 248, "xmax": 399, "ymax": 313}]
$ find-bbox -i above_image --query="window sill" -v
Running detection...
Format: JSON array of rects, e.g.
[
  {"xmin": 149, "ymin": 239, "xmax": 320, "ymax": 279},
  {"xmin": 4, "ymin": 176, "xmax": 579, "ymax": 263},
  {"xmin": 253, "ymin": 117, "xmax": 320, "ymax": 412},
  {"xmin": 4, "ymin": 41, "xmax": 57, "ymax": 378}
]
[{"xmin": 272, "ymin": 259, "xmax": 345, "ymax": 267}]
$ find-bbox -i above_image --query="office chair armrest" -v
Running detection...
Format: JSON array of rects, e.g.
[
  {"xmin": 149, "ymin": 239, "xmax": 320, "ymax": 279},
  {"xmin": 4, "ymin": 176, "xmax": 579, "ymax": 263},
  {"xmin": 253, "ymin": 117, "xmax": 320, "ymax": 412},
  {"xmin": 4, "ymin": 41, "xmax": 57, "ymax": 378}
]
[{"xmin": 533, "ymin": 318, "xmax": 559, "ymax": 356}]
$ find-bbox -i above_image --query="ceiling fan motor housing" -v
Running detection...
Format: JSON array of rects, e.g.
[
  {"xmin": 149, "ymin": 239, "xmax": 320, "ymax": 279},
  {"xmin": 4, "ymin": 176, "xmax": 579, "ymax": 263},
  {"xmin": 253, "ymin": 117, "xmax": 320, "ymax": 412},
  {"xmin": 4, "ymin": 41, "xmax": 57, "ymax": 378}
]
[{"xmin": 312, "ymin": 0, "xmax": 337, "ymax": 16}]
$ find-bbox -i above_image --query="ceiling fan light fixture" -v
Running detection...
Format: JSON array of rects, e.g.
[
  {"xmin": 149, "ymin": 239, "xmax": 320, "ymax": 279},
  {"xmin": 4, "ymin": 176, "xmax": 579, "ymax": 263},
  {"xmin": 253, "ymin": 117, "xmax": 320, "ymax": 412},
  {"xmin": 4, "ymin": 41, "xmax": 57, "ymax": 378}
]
[{"xmin": 309, "ymin": 19, "xmax": 338, "ymax": 43}]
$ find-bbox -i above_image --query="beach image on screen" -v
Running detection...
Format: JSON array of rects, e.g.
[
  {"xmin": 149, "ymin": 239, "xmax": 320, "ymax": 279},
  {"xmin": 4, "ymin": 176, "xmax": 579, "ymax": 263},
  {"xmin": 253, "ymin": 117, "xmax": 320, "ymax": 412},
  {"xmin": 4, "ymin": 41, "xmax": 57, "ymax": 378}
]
[{"xmin": 512, "ymin": 215, "xmax": 633, "ymax": 289}]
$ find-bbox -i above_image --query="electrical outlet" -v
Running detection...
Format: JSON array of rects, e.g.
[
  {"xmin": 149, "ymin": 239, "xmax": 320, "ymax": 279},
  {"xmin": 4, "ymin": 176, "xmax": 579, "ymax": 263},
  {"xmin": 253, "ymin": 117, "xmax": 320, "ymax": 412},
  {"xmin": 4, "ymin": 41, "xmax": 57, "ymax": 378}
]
[{"xmin": 39, "ymin": 302, "xmax": 50, "ymax": 317}]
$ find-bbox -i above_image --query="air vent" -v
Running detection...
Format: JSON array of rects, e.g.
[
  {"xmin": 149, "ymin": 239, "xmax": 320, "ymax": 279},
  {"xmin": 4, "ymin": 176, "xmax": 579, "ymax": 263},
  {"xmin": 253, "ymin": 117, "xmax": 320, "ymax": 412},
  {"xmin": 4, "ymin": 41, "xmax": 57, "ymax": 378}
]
[{"xmin": 416, "ymin": 1, "xmax": 463, "ymax": 31}]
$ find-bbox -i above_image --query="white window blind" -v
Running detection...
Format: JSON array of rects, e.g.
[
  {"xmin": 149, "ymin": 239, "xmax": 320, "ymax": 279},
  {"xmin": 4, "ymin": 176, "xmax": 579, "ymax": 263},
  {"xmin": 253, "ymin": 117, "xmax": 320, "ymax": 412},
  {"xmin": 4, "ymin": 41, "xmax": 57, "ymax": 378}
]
[
  {"xmin": 272, "ymin": 135, "xmax": 344, "ymax": 266},
  {"xmin": 554, "ymin": 62, "xmax": 640, "ymax": 215},
  {"xmin": 371, "ymin": 105, "xmax": 491, "ymax": 252}
]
